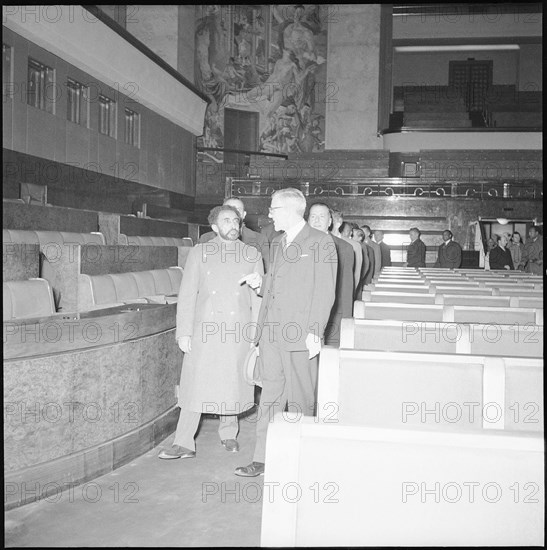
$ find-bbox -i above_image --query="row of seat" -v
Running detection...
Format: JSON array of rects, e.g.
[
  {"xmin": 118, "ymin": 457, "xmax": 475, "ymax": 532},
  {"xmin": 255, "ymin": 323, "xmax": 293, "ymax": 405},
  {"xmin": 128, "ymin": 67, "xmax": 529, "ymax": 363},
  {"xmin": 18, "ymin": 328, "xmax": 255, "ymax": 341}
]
[
  {"xmin": 354, "ymin": 301, "xmax": 543, "ymax": 325},
  {"xmin": 317, "ymin": 347, "xmax": 542, "ymax": 431},
  {"xmin": 119, "ymin": 234, "xmax": 193, "ymax": 247},
  {"xmin": 341, "ymin": 318, "xmax": 543, "ymax": 357},
  {"xmin": 3, "ymin": 265, "xmax": 185, "ymax": 318},
  {"xmin": 3, "ymin": 229, "xmax": 193, "ymax": 248},
  {"xmin": 261, "ymin": 265, "xmax": 544, "ymax": 546},
  {"xmin": 2, "ymin": 229, "xmax": 105, "ymax": 246},
  {"xmin": 78, "ymin": 267, "xmax": 183, "ymax": 311}
]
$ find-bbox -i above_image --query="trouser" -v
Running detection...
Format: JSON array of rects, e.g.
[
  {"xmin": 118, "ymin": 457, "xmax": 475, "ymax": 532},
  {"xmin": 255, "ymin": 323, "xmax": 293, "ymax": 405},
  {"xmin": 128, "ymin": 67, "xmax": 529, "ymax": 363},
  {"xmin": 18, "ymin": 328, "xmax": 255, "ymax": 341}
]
[
  {"xmin": 173, "ymin": 409, "xmax": 239, "ymax": 452},
  {"xmin": 252, "ymin": 337, "xmax": 318, "ymax": 463}
]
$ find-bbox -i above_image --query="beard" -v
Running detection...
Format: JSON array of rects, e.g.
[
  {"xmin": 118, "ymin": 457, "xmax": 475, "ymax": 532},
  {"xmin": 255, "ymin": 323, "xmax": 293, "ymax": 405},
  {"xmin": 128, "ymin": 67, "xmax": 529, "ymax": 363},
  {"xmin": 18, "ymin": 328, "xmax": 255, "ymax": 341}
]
[{"xmin": 218, "ymin": 227, "xmax": 240, "ymax": 241}]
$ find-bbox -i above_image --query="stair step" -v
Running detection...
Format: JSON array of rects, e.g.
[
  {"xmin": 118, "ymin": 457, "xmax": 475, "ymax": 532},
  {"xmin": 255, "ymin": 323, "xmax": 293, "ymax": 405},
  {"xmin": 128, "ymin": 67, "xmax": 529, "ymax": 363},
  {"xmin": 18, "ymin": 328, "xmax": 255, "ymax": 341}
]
[
  {"xmin": 405, "ymin": 112, "xmax": 470, "ymax": 121},
  {"xmin": 405, "ymin": 119, "xmax": 473, "ymax": 128}
]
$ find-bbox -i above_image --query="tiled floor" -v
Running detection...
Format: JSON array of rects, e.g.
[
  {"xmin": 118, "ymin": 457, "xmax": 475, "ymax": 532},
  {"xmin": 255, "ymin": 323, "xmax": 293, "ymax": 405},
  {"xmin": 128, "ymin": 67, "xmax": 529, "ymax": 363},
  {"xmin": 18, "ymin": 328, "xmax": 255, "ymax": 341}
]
[{"xmin": 5, "ymin": 413, "xmax": 264, "ymax": 547}]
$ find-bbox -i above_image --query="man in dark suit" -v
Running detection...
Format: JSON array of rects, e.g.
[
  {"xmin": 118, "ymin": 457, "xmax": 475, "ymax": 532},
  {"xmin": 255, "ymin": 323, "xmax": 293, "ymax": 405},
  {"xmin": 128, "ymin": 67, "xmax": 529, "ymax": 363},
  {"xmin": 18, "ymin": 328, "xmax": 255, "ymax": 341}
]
[
  {"xmin": 235, "ymin": 188, "xmax": 337, "ymax": 477},
  {"xmin": 362, "ymin": 225, "xmax": 381, "ymax": 280},
  {"xmin": 374, "ymin": 230, "xmax": 392, "ymax": 268},
  {"xmin": 259, "ymin": 218, "xmax": 282, "ymax": 246},
  {"xmin": 406, "ymin": 227, "xmax": 426, "ymax": 268},
  {"xmin": 434, "ymin": 229, "xmax": 462, "ymax": 268},
  {"xmin": 352, "ymin": 227, "xmax": 374, "ymax": 289},
  {"xmin": 334, "ymin": 214, "xmax": 364, "ymax": 300},
  {"xmin": 199, "ymin": 197, "xmax": 270, "ymax": 271},
  {"xmin": 308, "ymin": 202, "xmax": 354, "ymax": 345}
]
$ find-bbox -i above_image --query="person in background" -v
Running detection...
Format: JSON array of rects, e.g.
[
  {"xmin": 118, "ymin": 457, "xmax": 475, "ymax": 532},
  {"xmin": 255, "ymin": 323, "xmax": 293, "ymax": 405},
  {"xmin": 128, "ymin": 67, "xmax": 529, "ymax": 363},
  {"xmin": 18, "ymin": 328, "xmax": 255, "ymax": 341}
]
[
  {"xmin": 352, "ymin": 226, "xmax": 374, "ymax": 289},
  {"xmin": 489, "ymin": 234, "xmax": 514, "ymax": 270},
  {"xmin": 406, "ymin": 227, "xmax": 426, "ymax": 268},
  {"xmin": 484, "ymin": 237, "xmax": 497, "ymax": 270},
  {"xmin": 374, "ymin": 230, "xmax": 392, "ymax": 269},
  {"xmin": 362, "ymin": 225, "xmax": 381, "ymax": 279},
  {"xmin": 434, "ymin": 230, "xmax": 462, "ymax": 268},
  {"xmin": 332, "ymin": 212, "xmax": 364, "ymax": 299},
  {"xmin": 522, "ymin": 226, "xmax": 543, "ymax": 274},
  {"xmin": 199, "ymin": 197, "xmax": 270, "ymax": 272},
  {"xmin": 308, "ymin": 203, "xmax": 354, "ymax": 345},
  {"xmin": 507, "ymin": 231, "xmax": 525, "ymax": 270}
]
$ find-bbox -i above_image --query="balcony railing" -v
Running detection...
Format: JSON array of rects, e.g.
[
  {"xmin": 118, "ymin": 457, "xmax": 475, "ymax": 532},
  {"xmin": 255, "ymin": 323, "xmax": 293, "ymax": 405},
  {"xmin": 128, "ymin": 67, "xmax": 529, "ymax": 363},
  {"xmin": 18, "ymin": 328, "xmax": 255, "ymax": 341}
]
[{"xmin": 227, "ymin": 177, "xmax": 542, "ymax": 200}]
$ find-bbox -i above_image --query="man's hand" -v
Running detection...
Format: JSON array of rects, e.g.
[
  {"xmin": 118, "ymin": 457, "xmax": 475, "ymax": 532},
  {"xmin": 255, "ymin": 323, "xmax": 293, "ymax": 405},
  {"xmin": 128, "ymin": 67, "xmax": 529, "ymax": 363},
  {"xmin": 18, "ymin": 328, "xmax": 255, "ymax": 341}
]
[
  {"xmin": 251, "ymin": 342, "xmax": 260, "ymax": 356},
  {"xmin": 178, "ymin": 336, "xmax": 191, "ymax": 353},
  {"xmin": 238, "ymin": 272, "xmax": 262, "ymax": 291},
  {"xmin": 305, "ymin": 333, "xmax": 321, "ymax": 359}
]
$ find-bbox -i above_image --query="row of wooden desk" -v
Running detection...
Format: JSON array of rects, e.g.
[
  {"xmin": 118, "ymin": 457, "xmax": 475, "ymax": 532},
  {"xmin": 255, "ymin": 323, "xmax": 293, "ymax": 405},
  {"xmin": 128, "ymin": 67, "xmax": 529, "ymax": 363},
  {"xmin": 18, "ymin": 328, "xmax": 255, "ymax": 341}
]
[{"xmin": 260, "ymin": 266, "xmax": 544, "ymax": 546}]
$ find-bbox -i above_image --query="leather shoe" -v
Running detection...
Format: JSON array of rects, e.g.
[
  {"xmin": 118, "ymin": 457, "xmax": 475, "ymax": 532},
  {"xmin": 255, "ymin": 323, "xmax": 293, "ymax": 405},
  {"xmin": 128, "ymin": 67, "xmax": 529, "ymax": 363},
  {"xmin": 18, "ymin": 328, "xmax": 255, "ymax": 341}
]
[
  {"xmin": 234, "ymin": 461, "xmax": 265, "ymax": 477},
  {"xmin": 221, "ymin": 439, "xmax": 240, "ymax": 453},
  {"xmin": 158, "ymin": 445, "xmax": 196, "ymax": 459}
]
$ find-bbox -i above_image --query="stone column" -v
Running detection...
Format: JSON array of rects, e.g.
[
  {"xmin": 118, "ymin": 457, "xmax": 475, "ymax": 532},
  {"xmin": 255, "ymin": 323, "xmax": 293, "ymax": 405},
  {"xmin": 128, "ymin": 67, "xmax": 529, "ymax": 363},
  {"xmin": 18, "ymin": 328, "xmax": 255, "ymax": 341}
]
[{"xmin": 326, "ymin": 4, "xmax": 383, "ymax": 150}]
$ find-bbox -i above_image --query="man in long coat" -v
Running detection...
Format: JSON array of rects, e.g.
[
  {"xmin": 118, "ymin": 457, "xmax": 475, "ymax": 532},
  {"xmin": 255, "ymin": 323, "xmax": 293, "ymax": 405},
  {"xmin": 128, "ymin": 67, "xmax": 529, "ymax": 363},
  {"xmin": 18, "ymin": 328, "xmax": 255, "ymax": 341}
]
[{"xmin": 159, "ymin": 205, "xmax": 263, "ymax": 459}]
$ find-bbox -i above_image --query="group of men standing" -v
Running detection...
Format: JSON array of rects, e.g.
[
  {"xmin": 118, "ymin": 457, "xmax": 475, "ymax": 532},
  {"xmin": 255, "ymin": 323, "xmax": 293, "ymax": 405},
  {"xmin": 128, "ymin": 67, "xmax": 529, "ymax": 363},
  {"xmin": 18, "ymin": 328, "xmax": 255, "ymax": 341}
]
[
  {"xmin": 159, "ymin": 190, "xmax": 340, "ymax": 477},
  {"xmin": 158, "ymin": 191, "xmax": 542, "ymax": 476}
]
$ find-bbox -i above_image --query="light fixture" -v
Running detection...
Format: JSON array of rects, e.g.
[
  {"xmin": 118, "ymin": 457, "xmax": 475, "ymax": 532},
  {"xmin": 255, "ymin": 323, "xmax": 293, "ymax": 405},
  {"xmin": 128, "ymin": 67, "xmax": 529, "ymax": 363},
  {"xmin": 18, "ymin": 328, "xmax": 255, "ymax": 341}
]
[{"xmin": 496, "ymin": 218, "xmax": 509, "ymax": 225}]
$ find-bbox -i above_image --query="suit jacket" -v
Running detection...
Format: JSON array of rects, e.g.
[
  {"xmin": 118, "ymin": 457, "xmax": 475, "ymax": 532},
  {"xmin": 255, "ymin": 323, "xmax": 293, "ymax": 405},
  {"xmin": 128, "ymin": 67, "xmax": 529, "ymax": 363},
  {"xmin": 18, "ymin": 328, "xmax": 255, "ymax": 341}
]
[
  {"xmin": 407, "ymin": 238, "xmax": 426, "ymax": 268},
  {"xmin": 260, "ymin": 221, "xmax": 282, "ymax": 245},
  {"xmin": 325, "ymin": 235, "xmax": 354, "ymax": 345},
  {"xmin": 366, "ymin": 239, "xmax": 382, "ymax": 278},
  {"xmin": 522, "ymin": 237, "xmax": 543, "ymax": 274},
  {"xmin": 200, "ymin": 225, "xmax": 270, "ymax": 271},
  {"xmin": 340, "ymin": 235, "xmax": 363, "ymax": 296},
  {"xmin": 489, "ymin": 245, "xmax": 514, "ymax": 270},
  {"xmin": 256, "ymin": 224, "xmax": 337, "ymax": 351},
  {"xmin": 378, "ymin": 241, "xmax": 392, "ymax": 268},
  {"xmin": 434, "ymin": 240, "xmax": 462, "ymax": 268},
  {"xmin": 361, "ymin": 241, "xmax": 375, "ymax": 285}
]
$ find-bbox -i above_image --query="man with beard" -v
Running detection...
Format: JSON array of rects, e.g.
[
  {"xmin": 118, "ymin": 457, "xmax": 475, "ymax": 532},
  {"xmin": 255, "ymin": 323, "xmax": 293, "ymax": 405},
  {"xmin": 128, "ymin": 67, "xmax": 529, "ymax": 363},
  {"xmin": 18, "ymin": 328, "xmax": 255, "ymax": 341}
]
[
  {"xmin": 200, "ymin": 197, "xmax": 270, "ymax": 271},
  {"xmin": 158, "ymin": 205, "xmax": 263, "ymax": 459}
]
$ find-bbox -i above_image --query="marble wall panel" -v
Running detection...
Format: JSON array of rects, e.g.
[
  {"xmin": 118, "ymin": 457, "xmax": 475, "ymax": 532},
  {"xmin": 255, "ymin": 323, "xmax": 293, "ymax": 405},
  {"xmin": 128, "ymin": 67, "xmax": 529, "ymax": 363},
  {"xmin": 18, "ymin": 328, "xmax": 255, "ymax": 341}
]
[
  {"xmin": 140, "ymin": 330, "xmax": 181, "ymax": 422},
  {"xmin": 4, "ymin": 325, "xmax": 179, "ymax": 473},
  {"xmin": 4, "ymin": 353, "xmax": 76, "ymax": 471}
]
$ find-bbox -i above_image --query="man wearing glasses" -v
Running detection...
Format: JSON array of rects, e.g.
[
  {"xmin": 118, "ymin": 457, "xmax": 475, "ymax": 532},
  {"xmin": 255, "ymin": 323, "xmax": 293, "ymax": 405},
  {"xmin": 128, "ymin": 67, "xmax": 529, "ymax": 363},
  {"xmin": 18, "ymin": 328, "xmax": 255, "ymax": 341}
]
[{"xmin": 236, "ymin": 188, "xmax": 337, "ymax": 477}]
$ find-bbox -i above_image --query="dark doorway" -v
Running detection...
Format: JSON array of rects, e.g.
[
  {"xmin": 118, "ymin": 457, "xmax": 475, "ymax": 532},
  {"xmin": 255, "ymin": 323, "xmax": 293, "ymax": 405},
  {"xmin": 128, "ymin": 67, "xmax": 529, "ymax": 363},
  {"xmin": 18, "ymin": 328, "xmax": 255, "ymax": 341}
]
[
  {"xmin": 224, "ymin": 108, "xmax": 259, "ymax": 165},
  {"xmin": 449, "ymin": 59, "xmax": 493, "ymax": 112}
]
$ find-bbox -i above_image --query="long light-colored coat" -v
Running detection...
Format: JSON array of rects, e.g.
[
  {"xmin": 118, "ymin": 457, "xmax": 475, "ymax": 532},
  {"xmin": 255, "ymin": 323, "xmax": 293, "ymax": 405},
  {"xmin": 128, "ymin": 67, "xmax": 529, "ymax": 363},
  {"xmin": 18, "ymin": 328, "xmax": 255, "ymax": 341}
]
[{"xmin": 176, "ymin": 237, "xmax": 263, "ymax": 414}]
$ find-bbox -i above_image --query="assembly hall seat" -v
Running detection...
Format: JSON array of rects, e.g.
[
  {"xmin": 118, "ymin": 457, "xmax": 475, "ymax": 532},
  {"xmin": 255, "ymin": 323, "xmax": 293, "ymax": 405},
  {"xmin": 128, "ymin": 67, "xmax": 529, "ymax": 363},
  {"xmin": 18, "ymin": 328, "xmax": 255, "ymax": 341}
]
[
  {"xmin": 261, "ymin": 414, "xmax": 543, "ymax": 546},
  {"xmin": 2, "ymin": 229, "xmax": 105, "ymax": 247},
  {"xmin": 78, "ymin": 267, "xmax": 183, "ymax": 311},
  {"xmin": 3, "ymin": 278, "xmax": 56, "ymax": 320},
  {"xmin": 317, "ymin": 347, "xmax": 543, "ymax": 431},
  {"xmin": 340, "ymin": 318, "xmax": 543, "ymax": 358},
  {"xmin": 119, "ymin": 234, "xmax": 193, "ymax": 247},
  {"xmin": 353, "ymin": 301, "xmax": 543, "ymax": 326}
]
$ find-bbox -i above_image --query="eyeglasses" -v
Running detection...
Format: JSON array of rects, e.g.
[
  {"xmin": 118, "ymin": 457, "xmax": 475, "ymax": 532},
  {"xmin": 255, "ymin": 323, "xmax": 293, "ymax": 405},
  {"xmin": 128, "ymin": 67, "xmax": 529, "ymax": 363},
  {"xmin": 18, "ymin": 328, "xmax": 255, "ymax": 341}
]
[{"xmin": 268, "ymin": 206, "xmax": 284, "ymax": 213}]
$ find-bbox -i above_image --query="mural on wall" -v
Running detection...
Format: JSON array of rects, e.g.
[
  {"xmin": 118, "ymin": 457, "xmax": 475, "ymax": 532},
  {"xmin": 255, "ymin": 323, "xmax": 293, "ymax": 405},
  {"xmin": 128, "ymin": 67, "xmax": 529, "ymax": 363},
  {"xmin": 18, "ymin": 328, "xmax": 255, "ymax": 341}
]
[{"xmin": 195, "ymin": 4, "xmax": 328, "ymax": 160}]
